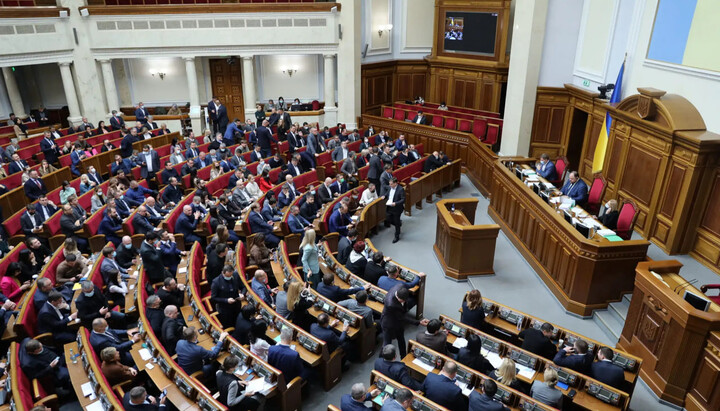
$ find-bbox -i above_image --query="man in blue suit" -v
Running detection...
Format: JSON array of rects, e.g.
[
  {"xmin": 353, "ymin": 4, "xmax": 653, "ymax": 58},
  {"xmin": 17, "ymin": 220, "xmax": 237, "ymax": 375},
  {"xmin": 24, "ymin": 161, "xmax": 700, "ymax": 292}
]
[
  {"xmin": 340, "ymin": 383, "xmax": 381, "ymax": 411},
  {"xmin": 40, "ymin": 130, "xmax": 60, "ymax": 164},
  {"xmin": 469, "ymin": 379, "xmax": 509, "ymax": 411},
  {"xmin": 70, "ymin": 144, "xmax": 85, "ymax": 176},
  {"xmin": 134, "ymin": 102, "xmax": 148, "ymax": 124},
  {"xmin": 175, "ymin": 205, "xmax": 203, "ymax": 245},
  {"xmin": 111, "ymin": 154, "xmax": 133, "ymax": 176},
  {"xmin": 560, "ymin": 171, "xmax": 589, "ymax": 205},
  {"xmin": 378, "ymin": 265, "xmax": 420, "ymax": 292},
  {"xmin": 268, "ymin": 327, "xmax": 308, "ymax": 383},
  {"xmin": 377, "ymin": 388, "xmax": 413, "ymax": 411},
  {"xmin": 37, "ymin": 291, "xmax": 78, "ymax": 344},
  {"xmin": 374, "ymin": 344, "xmax": 423, "ymax": 390},
  {"xmin": 8, "ymin": 153, "xmax": 28, "ymax": 174},
  {"xmin": 120, "ymin": 129, "xmax": 138, "ymax": 158},
  {"xmin": 90, "ymin": 318, "xmax": 140, "ymax": 366},
  {"xmin": 125, "ymin": 180, "xmax": 154, "ymax": 206},
  {"xmin": 261, "ymin": 197, "xmax": 283, "ymax": 222},
  {"xmin": 251, "ymin": 270, "xmax": 276, "ymax": 307},
  {"xmin": 224, "ymin": 118, "xmax": 243, "ymax": 145},
  {"xmin": 422, "ymin": 361, "xmax": 468, "ymax": 410},
  {"xmin": 553, "ymin": 339, "xmax": 594, "ymax": 374},
  {"xmin": 310, "ymin": 313, "xmax": 350, "ymax": 353},
  {"xmin": 328, "ymin": 203, "xmax": 353, "ymax": 236},
  {"xmin": 98, "ymin": 207, "xmax": 123, "ymax": 246},
  {"xmin": 250, "ymin": 145, "xmax": 263, "ymax": 163},
  {"xmin": 287, "ymin": 206, "xmax": 310, "ymax": 234},
  {"xmin": 133, "ymin": 206, "xmax": 158, "ymax": 236},
  {"xmin": 20, "ymin": 339, "xmax": 71, "ymax": 392},
  {"xmin": 162, "ymin": 177, "xmax": 183, "ymax": 206},
  {"xmin": 23, "ymin": 170, "xmax": 47, "ymax": 201},
  {"xmin": 592, "ymin": 347, "xmax": 625, "ymax": 389},
  {"xmin": 86, "ymin": 166, "xmax": 104, "ymax": 186},
  {"xmin": 159, "ymin": 229, "xmax": 185, "ymax": 274},
  {"xmin": 176, "ymin": 327, "xmax": 228, "ymax": 379},
  {"xmin": 255, "ymin": 119, "xmax": 277, "ymax": 158},
  {"xmin": 247, "ymin": 203, "xmax": 280, "ymax": 248},
  {"xmin": 277, "ymin": 184, "xmax": 295, "ymax": 208},
  {"xmin": 535, "ymin": 153, "xmax": 558, "ymax": 181},
  {"xmin": 318, "ymin": 273, "xmax": 367, "ymax": 303}
]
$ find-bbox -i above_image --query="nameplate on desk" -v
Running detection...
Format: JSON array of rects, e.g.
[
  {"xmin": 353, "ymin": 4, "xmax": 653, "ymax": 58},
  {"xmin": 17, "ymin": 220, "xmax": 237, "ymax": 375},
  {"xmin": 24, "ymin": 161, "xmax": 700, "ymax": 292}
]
[
  {"xmin": 178, "ymin": 266, "xmax": 187, "ymax": 274},
  {"xmin": 412, "ymin": 358, "xmax": 435, "ymax": 372},
  {"xmin": 85, "ymin": 400, "xmax": 103, "ymax": 411}
]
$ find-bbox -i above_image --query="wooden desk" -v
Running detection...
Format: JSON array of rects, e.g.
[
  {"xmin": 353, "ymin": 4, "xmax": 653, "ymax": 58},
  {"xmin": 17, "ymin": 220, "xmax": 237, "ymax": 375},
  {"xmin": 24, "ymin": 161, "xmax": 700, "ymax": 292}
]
[
  {"xmin": 64, "ymin": 342, "xmax": 96, "ymax": 409},
  {"xmin": 434, "ymin": 198, "xmax": 499, "ymax": 279},
  {"xmin": 488, "ymin": 159, "xmax": 650, "ymax": 316}
]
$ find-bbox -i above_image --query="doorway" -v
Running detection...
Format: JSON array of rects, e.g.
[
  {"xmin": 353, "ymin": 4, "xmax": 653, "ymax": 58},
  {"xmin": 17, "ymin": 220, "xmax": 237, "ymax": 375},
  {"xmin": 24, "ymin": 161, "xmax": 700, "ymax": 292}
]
[
  {"xmin": 209, "ymin": 58, "xmax": 245, "ymax": 122},
  {"xmin": 566, "ymin": 108, "xmax": 588, "ymax": 172}
]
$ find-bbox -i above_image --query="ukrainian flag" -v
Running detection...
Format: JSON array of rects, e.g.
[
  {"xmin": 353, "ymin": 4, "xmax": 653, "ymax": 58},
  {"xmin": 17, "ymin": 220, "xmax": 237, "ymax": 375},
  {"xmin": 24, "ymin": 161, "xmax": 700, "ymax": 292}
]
[{"xmin": 592, "ymin": 61, "xmax": 624, "ymax": 174}]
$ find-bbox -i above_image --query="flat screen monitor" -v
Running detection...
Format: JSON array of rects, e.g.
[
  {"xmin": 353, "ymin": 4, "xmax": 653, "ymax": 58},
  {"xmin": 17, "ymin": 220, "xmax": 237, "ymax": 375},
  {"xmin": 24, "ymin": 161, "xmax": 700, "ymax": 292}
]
[
  {"xmin": 443, "ymin": 11, "xmax": 499, "ymax": 57},
  {"xmin": 683, "ymin": 290, "xmax": 711, "ymax": 312}
]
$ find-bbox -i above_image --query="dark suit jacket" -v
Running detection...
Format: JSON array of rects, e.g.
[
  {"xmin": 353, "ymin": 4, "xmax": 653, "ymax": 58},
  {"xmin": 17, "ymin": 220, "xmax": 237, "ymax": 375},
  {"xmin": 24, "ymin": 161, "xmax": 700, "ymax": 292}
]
[
  {"xmin": 268, "ymin": 344, "xmax": 305, "ymax": 383},
  {"xmin": 210, "ymin": 273, "xmax": 244, "ymax": 316},
  {"xmin": 422, "ymin": 372, "xmax": 467, "ymax": 410},
  {"xmin": 98, "ymin": 215, "xmax": 123, "ymax": 237},
  {"xmin": 591, "ymin": 360, "xmax": 625, "ymax": 389},
  {"xmin": 317, "ymin": 184, "xmax": 334, "ymax": 204},
  {"xmin": 255, "ymin": 126, "xmax": 275, "ymax": 149},
  {"xmin": 110, "ymin": 116, "xmax": 125, "ymax": 130},
  {"xmin": 380, "ymin": 284, "xmax": 419, "ymax": 330},
  {"xmin": 90, "ymin": 329, "xmax": 133, "ymax": 354},
  {"xmin": 519, "ymin": 328, "xmax": 557, "ymax": 360},
  {"xmin": 146, "ymin": 307, "xmax": 165, "ymax": 337},
  {"xmin": 250, "ymin": 150, "xmax": 263, "ymax": 163},
  {"xmin": 415, "ymin": 331, "xmax": 447, "ymax": 354},
  {"xmin": 132, "ymin": 214, "xmax": 155, "ymax": 236},
  {"xmin": 310, "ymin": 323, "xmax": 346, "ymax": 353},
  {"xmin": 161, "ymin": 317, "xmax": 184, "ymax": 355},
  {"xmin": 553, "ymin": 349, "xmax": 594, "ymax": 374},
  {"xmin": 40, "ymin": 137, "xmax": 59, "ymax": 163},
  {"xmin": 174, "ymin": 213, "xmax": 198, "ymax": 238},
  {"xmin": 317, "ymin": 282, "xmax": 362, "ymax": 303},
  {"xmin": 560, "ymin": 179, "xmax": 589, "ymax": 205},
  {"xmin": 373, "ymin": 358, "xmax": 423, "ymax": 390},
  {"xmin": 367, "ymin": 155, "xmax": 383, "ymax": 180},
  {"xmin": 60, "ymin": 214, "xmax": 80, "ymax": 238},
  {"xmin": 36, "ymin": 302, "xmax": 72, "ymax": 335},
  {"xmin": 363, "ymin": 262, "xmax": 385, "ymax": 285},
  {"xmin": 134, "ymin": 107, "xmax": 148, "ymax": 123},
  {"xmin": 120, "ymin": 135, "xmax": 137, "ymax": 158},
  {"xmin": 411, "ymin": 115, "xmax": 428, "ymax": 125},
  {"xmin": 140, "ymin": 241, "xmax": 168, "ymax": 283},
  {"xmin": 139, "ymin": 151, "xmax": 161, "ymax": 178},
  {"xmin": 340, "ymin": 394, "xmax": 373, "ymax": 411},
  {"xmin": 8, "ymin": 160, "xmax": 28, "ymax": 174},
  {"xmin": 469, "ymin": 391, "xmax": 508, "ymax": 411},
  {"xmin": 162, "ymin": 185, "xmax": 183, "ymax": 205},
  {"xmin": 382, "ymin": 185, "xmax": 405, "ymax": 215},
  {"xmin": 122, "ymin": 393, "xmax": 161, "ymax": 410},
  {"xmin": 536, "ymin": 161, "xmax": 558, "ymax": 180},
  {"xmin": 248, "ymin": 211, "xmax": 273, "ymax": 235},
  {"xmin": 20, "ymin": 212, "xmax": 43, "ymax": 236}
]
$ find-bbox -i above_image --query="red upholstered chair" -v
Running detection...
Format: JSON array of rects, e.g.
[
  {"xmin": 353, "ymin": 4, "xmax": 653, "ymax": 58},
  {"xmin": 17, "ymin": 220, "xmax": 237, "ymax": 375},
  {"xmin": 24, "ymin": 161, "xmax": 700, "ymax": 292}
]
[
  {"xmin": 445, "ymin": 117, "xmax": 457, "ymax": 130},
  {"xmin": 407, "ymin": 110, "xmax": 417, "ymax": 121},
  {"xmin": 473, "ymin": 119, "xmax": 488, "ymax": 140},
  {"xmin": 700, "ymin": 285, "xmax": 720, "ymax": 305},
  {"xmin": 458, "ymin": 119, "xmax": 472, "ymax": 132},
  {"xmin": 485, "ymin": 123, "xmax": 500, "ymax": 145},
  {"xmin": 382, "ymin": 107, "xmax": 393, "ymax": 119},
  {"xmin": 616, "ymin": 200, "xmax": 639, "ymax": 240},
  {"xmin": 431, "ymin": 115, "xmax": 443, "ymax": 128},
  {"xmin": 311, "ymin": 100, "xmax": 320, "ymax": 110},
  {"xmin": 585, "ymin": 174, "xmax": 607, "ymax": 215},
  {"xmin": 394, "ymin": 109, "xmax": 406, "ymax": 121},
  {"xmin": 550, "ymin": 156, "xmax": 568, "ymax": 187}
]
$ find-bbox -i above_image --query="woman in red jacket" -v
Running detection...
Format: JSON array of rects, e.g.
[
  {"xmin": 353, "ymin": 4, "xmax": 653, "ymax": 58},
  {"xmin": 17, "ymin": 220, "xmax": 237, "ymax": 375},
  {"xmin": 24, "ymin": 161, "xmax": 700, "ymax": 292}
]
[
  {"xmin": 1, "ymin": 262, "xmax": 32, "ymax": 303},
  {"xmin": 257, "ymin": 169, "xmax": 274, "ymax": 193}
]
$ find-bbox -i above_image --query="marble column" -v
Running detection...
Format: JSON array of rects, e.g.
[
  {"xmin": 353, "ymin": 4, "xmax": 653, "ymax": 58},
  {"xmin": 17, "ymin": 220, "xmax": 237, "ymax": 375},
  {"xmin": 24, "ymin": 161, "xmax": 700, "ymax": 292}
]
[
  {"xmin": 58, "ymin": 62, "xmax": 82, "ymax": 123},
  {"xmin": 500, "ymin": 0, "xmax": 549, "ymax": 156},
  {"xmin": 337, "ymin": 0, "xmax": 361, "ymax": 129},
  {"xmin": 241, "ymin": 55, "xmax": 257, "ymax": 121},
  {"xmin": 184, "ymin": 57, "xmax": 202, "ymax": 133},
  {"xmin": 323, "ymin": 53, "xmax": 338, "ymax": 126},
  {"xmin": 1, "ymin": 67, "xmax": 27, "ymax": 118},
  {"xmin": 99, "ymin": 59, "xmax": 120, "ymax": 114}
]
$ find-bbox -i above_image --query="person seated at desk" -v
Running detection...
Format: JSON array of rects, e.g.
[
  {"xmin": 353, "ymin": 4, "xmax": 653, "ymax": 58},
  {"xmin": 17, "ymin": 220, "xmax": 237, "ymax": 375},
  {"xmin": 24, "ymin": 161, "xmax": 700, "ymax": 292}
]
[
  {"xmin": 212, "ymin": 266, "xmax": 246, "ymax": 329},
  {"xmin": 329, "ymin": 203, "xmax": 354, "ymax": 237},
  {"xmin": 519, "ymin": 322, "xmax": 557, "ymax": 360},
  {"xmin": 20, "ymin": 339, "xmax": 71, "ymax": 395},
  {"xmin": 338, "ymin": 290, "xmax": 375, "ymax": 330},
  {"xmin": 535, "ymin": 153, "xmax": 558, "ymax": 181},
  {"xmin": 341, "ymin": 383, "xmax": 382, "ymax": 411},
  {"xmin": 36, "ymin": 290, "xmax": 78, "ymax": 344},
  {"xmin": 175, "ymin": 205, "xmax": 204, "ymax": 245},
  {"xmin": 300, "ymin": 191, "xmax": 321, "ymax": 222},
  {"xmin": 248, "ymin": 234, "xmax": 274, "ymax": 276},
  {"xmin": 123, "ymin": 386, "xmax": 167, "ymax": 410},
  {"xmin": 415, "ymin": 319, "xmax": 447, "ymax": 354},
  {"xmin": 248, "ymin": 321, "xmax": 273, "ymax": 361},
  {"xmin": 90, "ymin": 318, "xmax": 140, "ymax": 366},
  {"xmin": 560, "ymin": 171, "xmax": 588, "ymax": 205},
  {"xmin": 233, "ymin": 304, "xmax": 260, "ymax": 345},
  {"xmin": 599, "ymin": 199, "xmax": 619, "ymax": 230},
  {"xmin": 469, "ymin": 379, "xmax": 510, "ymax": 411},
  {"xmin": 378, "ymin": 264, "xmax": 421, "ymax": 292},
  {"xmin": 286, "ymin": 281, "xmax": 315, "ymax": 332},
  {"xmin": 374, "ymin": 344, "xmax": 423, "ymax": 390},
  {"xmin": 176, "ymin": 326, "xmax": 229, "ymax": 380},
  {"xmin": 461, "ymin": 289, "xmax": 487, "ymax": 331},
  {"xmin": 345, "ymin": 240, "xmax": 368, "ymax": 276},
  {"xmin": 145, "ymin": 295, "xmax": 165, "ymax": 337},
  {"xmin": 116, "ymin": 235, "xmax": 140, "ymax": 269},
  {"xmin": 422, "ymin": 361, "xmax": 468, "ymax": 410},
  {"xmin": 489, "ymin": 358, "xmax": 527, "ymax": 394},
  {"xmin": 553, "ymin": 338, "xmax": 593, "ymax": 374},
  {"xmin": 100, "ymin": 346, "xmax": 138, "ymax": 386},
  {"xmin": 156, "ymin": 277, "xmax": 185, "ymax": 308},
  {"xmin": 310, "ymin": 313, "xmax": 351, "ymax": 354},
  {"xmin": 530, "ymin": 368, "xmax": 563, "ymax": 409},
  {"xmin": 592, "ymin": 347, "xmax": 625, "ymax": 390},
  {"xmin": 98, "ymin": 207, "xmax": 123, "ymax": 247},
  {"xmin": 216, "ymin": 356, "xmax": 263, "ymax": 411},
  {"xmin": 288, "ymin": 205, "xmax": 312, "ymax": 234},
  {"xmin": 318, "ymin": 272, "xmax": 367, "ymax": 303},
  {"xmin": 161, "ymin": 305, "xmax": 186, "ymax": 356},
  {"xmin": 362, "ymin": 251, "xmax": 389, "ymax": 285},
  {"xmin": 247, "ymin": 202, "xmax": 280, "ymax": 249},
  {"xmin": 77, "ymin": 281, "xmax": 126, "ymax": 328},
  {"xmin": 55, "ymin": 253, "xmax": 86, "ymax": 287},
  {"xmin": 456, "ymin": 334, "xmax": 494, "ymax": 375},
  {"xmin": 250, "ymin": 269, "xmax": 276, "ymax": 307}
]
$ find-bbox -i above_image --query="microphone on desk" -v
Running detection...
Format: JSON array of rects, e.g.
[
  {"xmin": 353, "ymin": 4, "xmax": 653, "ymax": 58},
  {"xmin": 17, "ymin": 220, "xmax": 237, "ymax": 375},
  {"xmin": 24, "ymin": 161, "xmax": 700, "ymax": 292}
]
[{"xmin": 673, "ymin": 278, "xmax": 698, "ymax": 293}]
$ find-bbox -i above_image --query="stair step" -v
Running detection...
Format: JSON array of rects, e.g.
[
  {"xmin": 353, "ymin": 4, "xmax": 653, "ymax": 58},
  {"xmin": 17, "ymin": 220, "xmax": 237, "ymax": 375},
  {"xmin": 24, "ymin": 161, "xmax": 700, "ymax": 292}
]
[
  {"xmin": 608, "ymin": 299, "xmax": 630, "ymax": 322},
  {"xmin": 593, "ymin": 310, "xmax": 623, "ymax": 343},
  {"xmin": 622, "ymin": 293, "xmax": 632, "ymax": 305}
]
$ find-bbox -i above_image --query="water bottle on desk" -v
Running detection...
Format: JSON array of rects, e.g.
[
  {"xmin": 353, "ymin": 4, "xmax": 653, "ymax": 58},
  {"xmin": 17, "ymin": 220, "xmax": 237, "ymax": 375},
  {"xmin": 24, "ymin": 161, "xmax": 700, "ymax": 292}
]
[{"xmin": 70, "ymin": 348, "xmax": 77, "ymax": 364}]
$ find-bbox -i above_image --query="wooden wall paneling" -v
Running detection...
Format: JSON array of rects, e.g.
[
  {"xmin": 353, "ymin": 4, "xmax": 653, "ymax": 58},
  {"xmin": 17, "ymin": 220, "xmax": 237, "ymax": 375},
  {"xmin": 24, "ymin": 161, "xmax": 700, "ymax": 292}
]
[
  {"xmin": 529, "ymin": 87, "xmax": 570, "ymax": 158},
  {"xmin": 686, "ymin": 332, "xmax": 720, "ymax": 411}
]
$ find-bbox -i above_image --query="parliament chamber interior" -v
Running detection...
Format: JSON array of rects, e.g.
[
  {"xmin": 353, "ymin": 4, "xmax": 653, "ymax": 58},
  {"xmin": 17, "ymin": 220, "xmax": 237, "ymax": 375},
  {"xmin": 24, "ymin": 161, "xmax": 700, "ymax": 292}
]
[{"xmin": 0, "ymin": 0, "xmax": 720, "ymax": 410}]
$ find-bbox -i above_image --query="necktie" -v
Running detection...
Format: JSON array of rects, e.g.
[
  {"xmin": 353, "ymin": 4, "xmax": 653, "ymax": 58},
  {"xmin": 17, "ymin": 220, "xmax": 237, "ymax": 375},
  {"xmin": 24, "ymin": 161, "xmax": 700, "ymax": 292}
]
[
  {"xmin": 16, "ymin": 161, "xmax": 22, "ymax": 170},
  {"xmin": 35, "ymin": 179, "xmax": 41, "ymax": 188},
  {"xmin": 104, "ymin": 331, "xmax": 119, "ymax": 343}
]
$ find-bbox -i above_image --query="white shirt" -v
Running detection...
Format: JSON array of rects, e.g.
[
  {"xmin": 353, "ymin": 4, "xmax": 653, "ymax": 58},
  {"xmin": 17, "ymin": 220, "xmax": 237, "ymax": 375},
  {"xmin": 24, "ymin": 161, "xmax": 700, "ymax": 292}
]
[
  {"xmin": 360, "ymin": 189, "xmax": 378, "ymax": 206},
  {"xmin": 386, "ymin": 187, "xmax": 397, "ymax": 205},
  {"xmin": 145, "ymin": 152, "xmax": 154, "ymax": 171}
]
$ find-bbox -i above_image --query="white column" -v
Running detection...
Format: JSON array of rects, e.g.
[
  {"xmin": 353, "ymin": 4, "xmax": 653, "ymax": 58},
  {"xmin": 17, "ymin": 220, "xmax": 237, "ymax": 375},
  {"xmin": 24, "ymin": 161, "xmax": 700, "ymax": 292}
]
[
  {"xmin": 99, "ymin": 59, "xmax": 120, "ymax": 115},
  {"xmin": 323, "ymin": 53, "xmax": 338, "ymax": 126},
  {"xmin": 58, "ymin": 62, "xmax": 82, "ymax": 123},
  {"xmin": 1, "ymin": 67, "xmax": 26, "ymax": 118},
  {"xmin": 337, "ymin": 0, "xmax": 361, "ymax": 129},
  {"xmin": 500, "ymin": 0, "xmax": 549, "ymax": 156},
  {"xmin": 241, "ymin": 55, "xmax": 257, "ymax": 121},
  {"xmin": 184, "ymin": 57, "xmax": 202, "ymax": 134}
]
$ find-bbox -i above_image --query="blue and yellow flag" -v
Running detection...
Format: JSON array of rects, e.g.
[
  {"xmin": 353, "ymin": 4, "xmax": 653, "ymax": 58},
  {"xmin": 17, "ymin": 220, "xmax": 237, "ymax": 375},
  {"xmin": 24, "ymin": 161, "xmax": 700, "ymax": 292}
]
[{"xmin": 592, "ymin": 61, "xmax": 625, "ymax": 174}]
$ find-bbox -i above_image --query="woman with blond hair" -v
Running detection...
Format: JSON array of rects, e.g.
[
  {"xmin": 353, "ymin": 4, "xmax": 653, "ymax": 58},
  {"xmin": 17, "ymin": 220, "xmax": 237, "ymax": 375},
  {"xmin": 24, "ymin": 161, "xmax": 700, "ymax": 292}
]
[
  {"xmin": 300, "ymin": 229, "xmax": 321, "ymax": 288},
  {"xmin": 286, "ymin": 280, "xmax": 314, "ymax": 331},
  {"xmin": 100, "ymin": 346, "xmax": 137, "ymax": 386},
  {"xmin": 210, "ymin": 161, "xmax": 223, "ymax": 180},
  {"xmin": 461, "ymin": 289, "xmax": 486, "ymax": 331},
  {"xmin": 530, "ymin": 367, "xmax": 563, "ymax": 408},
  {"xmin": 63, "ymin": 237, "xmax": 89, "ymax": 266},
  {"xmin": 490, "ymin": 357, "xmax": 527, "ymax": 394},
  {"xmin": 600, "ymin": 199, "xmax": 619, "ymax": 230}
]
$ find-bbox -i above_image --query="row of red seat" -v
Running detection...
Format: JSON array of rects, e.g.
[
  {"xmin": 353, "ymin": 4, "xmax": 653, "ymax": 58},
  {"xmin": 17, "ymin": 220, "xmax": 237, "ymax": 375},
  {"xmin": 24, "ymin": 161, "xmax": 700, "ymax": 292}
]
[{"xmin": 421, "ymin": 101, "xmax": 501, "ymax": 118}]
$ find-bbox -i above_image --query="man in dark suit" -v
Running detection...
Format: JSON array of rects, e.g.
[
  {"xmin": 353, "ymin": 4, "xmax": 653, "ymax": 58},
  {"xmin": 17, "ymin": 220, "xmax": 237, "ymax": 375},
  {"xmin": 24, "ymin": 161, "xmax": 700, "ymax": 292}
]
[
  {"xmin": 116, "ymin": 236, "xmax": 139, "ymax": 269},
  {"xmin": 60, "ymin": 204, "xmax": 89, "ymax": 252},
  {"xmin": 36, "ymin": 195, "xmax": 58, "ymax": 221},
  {"xmin": 90, "ymin": 318, "xmax": 140, "ymax": 365},
  {"xmin": 210, "ymin": 266, "xmax": 245, "ymax": 328},
  {"xmin": 536, "ymin": 153, "xmax": 558, "ymax": 181},
  {"xmin": 340, "ymin": 383, "xmax": 381, "ymax": 411},
  {"xmin": 123, "ymin": 386, "xmax": 167, "ymax": 410},
  {"xmin": 20, "ymin": 204, "xmax": 44, "ymax": 237},
  {"xmin": 415, "ymin": 319, "xmax": 447, "ymax": 354},
  {"xmin": 175, "ymin": 205, "xmax": 203, "ymax": 245},
  {"xmin": 70, "ymin": 144, "xmax": 86, "ymax": 176},
  {"xmin": 379, "ymin": 165, "xmax": 393, "ymax": 195},
  {"xmin": 20, "ymin": 339, "xmax": 71, "ymax": 392},
  {"xmin": 374, "ymin": 344, "xmax": 423, "ymax": 390},
  {"xmin": 180, "ymin": 158, "xmax": 198, "ymax": 177},
  {"xmin": 208, "ymin": 97, "xmax": 221, "ymax": 133},
  {"xmin": 592, "ymin": 347, "xmax": 625, "ymax": 389},
  {"xmin": 469, "ymin": 379, "xmax": 509, "ymax": 411},
  {"xmin": 553, "ymin": 338, "xmax": 593, "ymax": 374},
  {"xmin": 215, "ymin": 98, "xmax": 230, "ymax": 134},
  {"xmin": 145, "ymin": 295, "xmax": 165, "ymax": 337},
  {"xmin": 111, "ymin": 154, "xmax": 133, "ymax": 176},
  {"xmin": 381, "ymin": 286, "xmax": 428, "ymax": 358},
  {"xmin": 422, "ymin": 361, "xmax": 467, "ymax": 410},
  {"xmin": 310, "ymin": 313, "xmax": 350, "ymax": 353},
  {"xmin": 286, "ymin": 156, "xmax": 304, "ymax": 177},
  {"xmin": 411, "ymin": 110, "xmax": 428, "ymax": 125},
  {"xmin": 374, "ymin": 131, "xmax": 389, "ymax": 146},
  {"xmin": 120, "ymin": 129, "xmax": 139, "ymax": 158},
  {"xmin": 145, "ymin": 115, "xmax": 158, "ymax": 131},
  {"xmin": 382, "ymin": 177, "xmax": 405, "ymax": 243},
  {"xmin": 317, "ymin": 178, "xmax": 336, "ymax": 204},
  {"xmin": 268, "ymin": 326, "xmax": 308, "ymax": 382},
  {"xmin": 139, "ymin": 144, "xmax": 160, "ymax": 181},
  {"xmin": 160, "ymin": 162, "xmax": 180, "ymax": 185},
  {"xmin": 232, "ymin": 303, "xmax": 258, "ymax": 345},
  {"xmin": 519, "ymin": 322, "xmax": 558, "ymax": 360},
  {"xmin": 560, "ymin": 171, "xmax": 589, "ymax": 205},
  {"xmin": 318, "ymin": 273, "xmax": 367, "ymax": 303},
  {"xmin": 250, "ymin": 146, "xmax": 263, "ymax": 163},
  {"xmin": 247, "ymin": 203, "xmax": 280, "ymax": 248},
  {"xmin": 101, "ymin": 139, "xmax": 116, "ymax": 152},
  {"xmin": 40, "ymin": 130, "xmax": 60, "ymax": 164},
  {"xmin": 367, "ymin": 148, "xmax": 383, "ymax": 189},
  {"xmin": 287, "ymin": 205, "xmax": 311, "ymax": 234},
  {"xmin": 337, "ymin": 229, "xmax": 358, "ymax": 265},
  {"xmin": 328, "ymin": 203, "xmax": 353, "ymax": 236},
  {"xmin": 162, "ymin": 177, "xmax": 183, "ymax": 205},
  {"xmin": 255, "ymin": 119, "xmax": 277, "ymax": 158},
  {"xmin": 98, "ymin": 207, "xmax": 123, "ymax": 247},
  {"xmin": 424, "ymin": 151, "xmax": 443, "ymax": 173},
  {"xmin": 140, "ymin": 232, "xmax": 172, "ymax": 284},
  {"xmin": 160, "ymin": 305, "xmax": 185, "ymax": 356},
  {"xmin": 109, "ymin": 110, "xmax": 125, "ymax": 130},
  {"xmin": 37, "ymin": 291, "xmax": 78, "ymax": 344},
  {"xmin": 134, "ymin": 102, "xmax": 149, "ymax": 124},
  {"xmin": 286, "ymin": 125, "xmax": 303, "ymax": 152},
  {"xmin": 133, "ymin": 206, "xmax": 158, "ymax": 236},
  {"xmin": 86, "ymin": 166, "xmax": 103, "ymax": 186},
  {"xmin": 8, "ymin": 153, "xmax": 28, "ymax": 174},
  {"xmin": 176, "ymin": 327, "xmax": 228, "ymax": 378}
]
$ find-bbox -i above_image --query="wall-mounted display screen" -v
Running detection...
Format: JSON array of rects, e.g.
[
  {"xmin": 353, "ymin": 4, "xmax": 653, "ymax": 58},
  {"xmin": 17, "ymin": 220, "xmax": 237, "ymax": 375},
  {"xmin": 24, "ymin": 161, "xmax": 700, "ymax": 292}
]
[{"xmin": 443, "ymin": 11, "xmax": 498, "ymax": 57}]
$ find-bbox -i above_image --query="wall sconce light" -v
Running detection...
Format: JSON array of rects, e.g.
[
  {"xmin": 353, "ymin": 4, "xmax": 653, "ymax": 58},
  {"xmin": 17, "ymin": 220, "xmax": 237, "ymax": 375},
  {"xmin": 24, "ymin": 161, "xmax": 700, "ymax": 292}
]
[
  {"xmin": 378, "ymin": 24, "xmax": 393, "ymax": 37},
  {"xmin": 282, "ymin": 67, "xmax": 298, "ymax": 77},
  {"xmin": 149, "ymin": 69, "xmax": 166, "ymax": 80}
]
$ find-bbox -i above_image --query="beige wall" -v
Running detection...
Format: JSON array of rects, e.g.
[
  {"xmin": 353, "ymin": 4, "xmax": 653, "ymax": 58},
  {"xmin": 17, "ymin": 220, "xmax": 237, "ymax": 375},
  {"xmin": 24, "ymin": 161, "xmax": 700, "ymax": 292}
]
[{"xmin": 257, "ymin": 55, "xmax": 322, "ymax": 102}]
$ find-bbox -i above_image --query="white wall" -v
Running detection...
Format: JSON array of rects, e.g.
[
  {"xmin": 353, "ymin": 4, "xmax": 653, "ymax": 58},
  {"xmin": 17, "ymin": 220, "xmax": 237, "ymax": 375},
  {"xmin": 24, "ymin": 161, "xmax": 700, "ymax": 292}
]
[
  {"xmin": 256, "ymin": 55, "xmax": 323, "ymax": 102},
  {"xmin": 537, "ymin": 0, "xmax": 583, "ymax": 86},
  {"xmin": 125, "ymin": 58, "xmax": 190, "ymax": 105}
]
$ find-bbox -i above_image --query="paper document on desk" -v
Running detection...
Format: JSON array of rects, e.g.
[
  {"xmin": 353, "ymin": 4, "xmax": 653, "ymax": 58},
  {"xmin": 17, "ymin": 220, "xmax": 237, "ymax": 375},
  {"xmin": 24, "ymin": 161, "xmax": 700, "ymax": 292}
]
[
  {"xmin": 583, "ymin": 218, "xmax": 602, "ymax": 228},
  {"xmin": 85, "ymin": 400, "xmax": 104, "ymax": 411},
  {"xmin": 412, "ymin": 358, "xmax": 435, "ymax": 372},
  {"xmin": 138, "ymin": 348, "xmax": 152, "ymax": 361},
  {"xmin": 81, "ymin": 382, "xmax": 94, "ymax": 397},
  {"xmin": 597, "ymin": 229, "xmax": 616, "ymax": 236},
  {"xmin": 558, "ymin": 203, "xmax": 571, "ymax": 210},
  {"xmin": 460, "ymin": 385, "xmax": 473, "ymax": 397},
  {"xmin": 452, "ymin": 337, "xmax": 468, "ymax": 349},
  {"xmin": 178, "ymin": 266, "xmax": 187, "ymax": 274},
  {"xmin": 482, "ymin": 350, "xmax": 503, "ymax": 369},
  {"xmin": 526, "ymin": 175, "xmax": 539, "ymax": 183},
  {"xmin": 522, "ymin": 169, "xmax": 536, "ymax": 176},
  {"xmin": 516, "ymin": 364, "xmax": 536, "ymax": 379}
]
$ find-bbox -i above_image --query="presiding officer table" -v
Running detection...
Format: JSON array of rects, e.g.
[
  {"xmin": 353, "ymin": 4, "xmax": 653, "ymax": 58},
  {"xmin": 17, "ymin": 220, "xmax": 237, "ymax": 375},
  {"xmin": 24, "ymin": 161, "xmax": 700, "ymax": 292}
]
[{"xmin": 433, "ymin": 198, "xmax": 500, "ymax": 280}]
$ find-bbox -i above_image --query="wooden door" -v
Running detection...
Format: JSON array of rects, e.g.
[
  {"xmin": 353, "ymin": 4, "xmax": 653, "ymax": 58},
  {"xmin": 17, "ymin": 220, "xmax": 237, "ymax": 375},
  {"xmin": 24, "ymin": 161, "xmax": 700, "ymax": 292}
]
[{"xmin": 209, "ymin": 59, "xmax": 244, "ymax": 122}]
